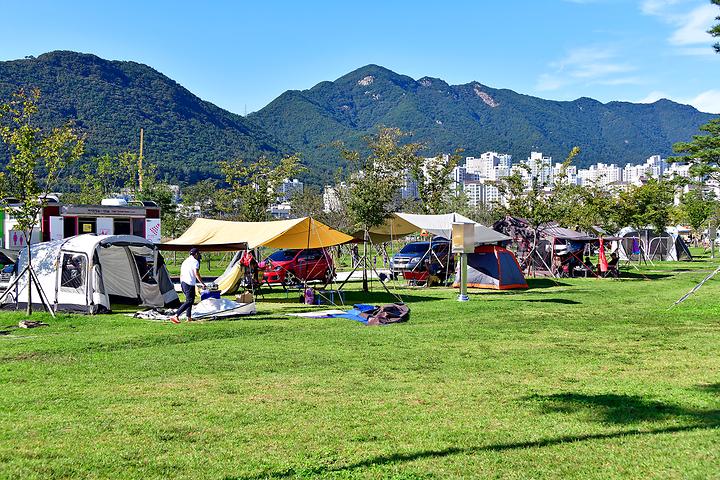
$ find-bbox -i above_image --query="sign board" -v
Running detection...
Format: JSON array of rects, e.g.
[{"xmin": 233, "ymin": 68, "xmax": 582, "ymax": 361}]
[
  {"xmin": 49, "ymin": 216, "xmax": 64, "ymax": 241},
  {"xmin": 61, "ymin": 205, "xmax": 147, "ymax": 217},
  {"xmin": 145, "ymin": 218, "xmax": 161, "ymax": 243},
  {"xmin": 452, "ymin": 222, "xmax": 475, "ymax": 253},
  {"xmin": 7, "ymin": 229, "xmax": 40, "ymax": 250},
  {"xmin": 709, "ymin": 225, "xmax": 717, "ymax": 241},
  {"xmin": 96, "ymin": 217, "xmax": 114, "ymax": 236}
]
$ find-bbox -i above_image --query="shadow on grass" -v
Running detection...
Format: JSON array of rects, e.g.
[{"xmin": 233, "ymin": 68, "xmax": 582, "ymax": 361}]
[
  {"xmin": 616, "ymin": 271, "xmax": 673, "ymax": 280},
  {"xmin": 238, "ymin": 425, "xmax": 717, "ymax": 479},
  {"xmin": 236, "ymin": 392, "xmax": 720, "ymax": 479},
  {"xmin": 526, "ymin": 278, "xmax": 571, "ymax": 289},
  {"xmin": 520, "ymin": 298, "xmax": 581, "ymax": 305},
  {"xmin": 526, "ymin": 392, "xmax": 720, "ymax": 425}
]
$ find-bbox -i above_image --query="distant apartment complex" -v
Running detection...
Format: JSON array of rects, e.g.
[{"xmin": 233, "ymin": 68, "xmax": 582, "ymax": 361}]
[{"xmin": 318, "ymin": 150, "xmax": 698, "ymax": 214}]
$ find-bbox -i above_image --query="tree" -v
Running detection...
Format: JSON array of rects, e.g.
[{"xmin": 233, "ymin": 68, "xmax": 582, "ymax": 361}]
[
  {"xmin": 408, "ymin": 150, "xmax": 462, "ymax": 214},
  {"xmin": 677, "ymin": 189, "xmax": 717, "ymax": 234},
  {"xmin": 63, "ymin": 151, "xmax": 142, "ymax": 204},
  {"xmin": 614, "ymin": 179, "xmax": 675, "ymax": 233},
  {"xmin": 182, "ymin": 179, "xmax": 222, "ymax": 218},
  {"xmin": 0, "ymin": 88, "xmax": 84, "ymax": 315},
  {"xmin": 219, "ymin": 154, "xmax": 304, "ymax": 222},
  {"xmin": 710, "ymin": 0, "xmax": 720, "ymax": 53},
  {"xmin": 672, "ymin": 118, "xmax": 720, "ymax": 180},
  {"xmin": 339, "ymin": 127, "xmax": 422, "ymax": 291},
  {"xmin": 289, "ymin": 187, "xmax": 324, "ymax": 219}
]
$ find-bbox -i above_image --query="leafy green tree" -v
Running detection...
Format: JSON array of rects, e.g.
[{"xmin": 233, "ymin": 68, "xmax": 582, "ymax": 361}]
[
  {"xmin": 182, "ymin": 179, "xmax": 222, "ymax": 218},
  {"xmin": 289, "ymin": 187, "xmax": 324, "ymax": 219},
  {"xmin": 672, "ymin": 118, "xmax": 720, "ymax": 180},
  {"xmin": 339, "ymin": 127, "xmax": 422, "ymax": 291},
  {"xmin": 219, "ymin": 154, "xmax": 304, "ymax": 222},
  {"xmin": 711, "ymin": 0, "xmax": 720, "ymax": 53},
  {"xmin": 408, "ymin": 150, "xmax": 462, "ymax": 214},
  {"xmin": 64, "ymin": 151, "xmax": 143, "ymax": 203},
  {"xmin": 0, "ymin": 88, "xmax": 84, "ymax": 315},
  {"xmin": 677, "ymin": 189, "xmax": 717, "ymax": 234},
  {"xmin": 613, "ymin": 179, "xmax": 675, "ymax": 232}
]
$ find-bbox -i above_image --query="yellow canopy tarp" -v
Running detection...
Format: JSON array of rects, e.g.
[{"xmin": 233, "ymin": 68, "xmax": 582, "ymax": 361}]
[{"xmin": 160, "ymin": 217, "xmax": 354, "ymax": 251}]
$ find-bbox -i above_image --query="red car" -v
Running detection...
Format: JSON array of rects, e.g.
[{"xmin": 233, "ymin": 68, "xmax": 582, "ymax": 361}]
[{"xmin": 259, "ymin": 248, "xmax": 335, "ymax": 285}]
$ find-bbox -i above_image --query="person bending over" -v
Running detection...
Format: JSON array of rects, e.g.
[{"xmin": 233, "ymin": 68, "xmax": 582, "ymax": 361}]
[{"xmin": 170, "ymin": 247, "xmax": 206, "ymax": 323}]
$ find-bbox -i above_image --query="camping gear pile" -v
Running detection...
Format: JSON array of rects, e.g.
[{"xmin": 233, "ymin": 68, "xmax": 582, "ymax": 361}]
[
  {"xmin": 288, "ymin": 303, "xmax": 410, "ymax": 326},
  {"xmin": 132, "ymin": 298, "xmax": 256, "ymax": 321}
]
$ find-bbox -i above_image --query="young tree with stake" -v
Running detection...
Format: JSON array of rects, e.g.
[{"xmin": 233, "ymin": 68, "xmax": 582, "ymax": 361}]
[{"xmin": 0, "ymin": 88, "xmax": 84, "ymax": 315}]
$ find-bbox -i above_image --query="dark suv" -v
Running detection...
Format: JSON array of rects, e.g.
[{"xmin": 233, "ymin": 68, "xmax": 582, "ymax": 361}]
[{"xmin": 390, "ymin": 239, "xmax": 454, "ymax": 279}]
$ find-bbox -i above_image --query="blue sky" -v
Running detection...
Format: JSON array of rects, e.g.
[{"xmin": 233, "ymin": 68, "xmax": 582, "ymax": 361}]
[{"xmin": 1, "ymin": 0, "xmax": 719, "ymax": 113}]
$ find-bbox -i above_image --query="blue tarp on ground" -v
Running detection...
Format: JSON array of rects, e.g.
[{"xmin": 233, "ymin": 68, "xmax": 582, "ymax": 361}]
[{"xmin": 331, "ymin": 304, "xmax": 376, "ymax": 324}]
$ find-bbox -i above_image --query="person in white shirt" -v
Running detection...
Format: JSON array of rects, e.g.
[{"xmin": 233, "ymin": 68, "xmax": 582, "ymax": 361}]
[{"xmin": 170, "ymin": 247, "xmax": 205, "ymax": 323}]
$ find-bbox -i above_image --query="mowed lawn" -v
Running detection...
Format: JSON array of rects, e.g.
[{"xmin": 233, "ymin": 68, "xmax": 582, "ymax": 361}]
[{"xmin": 1, "ymin": 255, "xmax": 720, "ymax": 479}]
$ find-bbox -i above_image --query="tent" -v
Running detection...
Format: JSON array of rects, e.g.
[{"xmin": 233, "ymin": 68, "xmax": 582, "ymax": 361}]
[
  {"xmin": 358, "ymin": 212, "xmax": 507, "ymax": 244},
  {"xmin": 453, "ymin": 245, "xmax": 528, "ymax": 290},
  {"xmin": 162, "ymin": 217, "xmax": 354, "ymax": 251},
  {"xmin": 4, "ymin": 235, "xmax": 179, "ymax": 314},
  {"xmin": 615, "ymin": 227, "xmax": 692, "ymax": 262},
  {"xmin": 493, "ymin": 216, "xmax": 596, "ymax": 276}
]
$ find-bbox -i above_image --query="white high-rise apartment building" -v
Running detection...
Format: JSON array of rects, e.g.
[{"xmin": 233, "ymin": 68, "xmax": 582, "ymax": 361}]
[
  {"xmin": 522, "ymin": 151, "xmax": 553, "ymax": 185},
  {"xmin": 278, "ymin": 178, "xmax": 304, "ymax": 202},
  {"xmin": 465, "ymin": 152, "xmax": 513, "ymax": 179}
]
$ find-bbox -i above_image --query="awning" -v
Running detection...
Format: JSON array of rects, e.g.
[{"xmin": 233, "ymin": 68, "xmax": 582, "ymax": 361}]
[
  {"xmin": 160, "ymin": 217, "xmax": 354, "ymax": 251},
  {"xmin": 355, "ymin": 212, "xmax": 509, "ymax": 245}
]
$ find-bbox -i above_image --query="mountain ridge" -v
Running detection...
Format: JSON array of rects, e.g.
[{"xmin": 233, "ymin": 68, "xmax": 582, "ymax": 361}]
[
  {"xmin": 0, "ymin": 52, "xmax": 714, "ymax": 186},
  {"xmin": 251, "ymin": 64, "xmax": 714, "ymax": 174}
]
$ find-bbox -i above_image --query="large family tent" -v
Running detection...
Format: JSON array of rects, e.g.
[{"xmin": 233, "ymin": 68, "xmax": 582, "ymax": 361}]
[
  {"xmin": 3, "ymin": 235, "xmax": 179, "ymax": 314},
  {"xmin": 162, "ymin": 217, "xmax": 354, "ymax": 250},
  {"xmin": 453, "ymin": 245, "xmax": 528, "ymax": 290},
  {"xmin": 615, "ymin": 227, "xmax": 692, "ymax": 262}
]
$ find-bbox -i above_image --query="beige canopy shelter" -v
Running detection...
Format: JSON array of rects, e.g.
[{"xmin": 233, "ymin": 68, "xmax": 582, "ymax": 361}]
[
  {"xmin": 356, "ymin": 212, "xmax": 509, "ymax": 245},
  {"xmin": 160, "ymin": 217, "xmax": 354, "ymax": 251}
]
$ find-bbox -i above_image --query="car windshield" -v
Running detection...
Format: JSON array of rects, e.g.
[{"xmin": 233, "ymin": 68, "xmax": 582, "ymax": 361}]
[
  {"xmin": 399, "ymin": 243, "xmax": 430, "ymax": 254},
  {"xmin": 268, "ymin": 249, "xmax": 299, "ymax": 261}
]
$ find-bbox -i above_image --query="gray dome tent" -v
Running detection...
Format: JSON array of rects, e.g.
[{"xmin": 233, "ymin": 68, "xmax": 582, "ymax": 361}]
[{"xmin": 4, "ymin": 234, "xmax": 179, "ymax": 314}]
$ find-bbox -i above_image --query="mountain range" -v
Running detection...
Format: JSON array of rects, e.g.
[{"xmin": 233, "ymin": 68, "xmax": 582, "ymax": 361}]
[{"xmin": 0, "ymin": 51, "xmax": 715, "ymax": 185}]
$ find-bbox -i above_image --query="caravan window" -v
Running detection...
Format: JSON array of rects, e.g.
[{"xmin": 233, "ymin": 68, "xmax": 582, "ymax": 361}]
[
  {"xmin": 60, "ymin": 253, "xmax": 86, "ymax": 291},
  {"xmin": 133, "ymin": 254, "xmax": 157, "ymax": 284}
]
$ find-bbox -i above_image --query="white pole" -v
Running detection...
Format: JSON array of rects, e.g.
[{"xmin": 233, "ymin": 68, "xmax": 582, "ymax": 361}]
[{"xmin": 457, "ymin": 253, "xmax": 469, "ymax": 302}]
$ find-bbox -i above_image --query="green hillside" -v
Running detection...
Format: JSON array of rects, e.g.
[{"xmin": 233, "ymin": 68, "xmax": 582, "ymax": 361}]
[
  {"xmin": 0, "ymin": 51, "xmax": 285, "ymax": 184},
  {"xmin": 251, "ymin": 64, "xmax": 716, "ymax": 172}
]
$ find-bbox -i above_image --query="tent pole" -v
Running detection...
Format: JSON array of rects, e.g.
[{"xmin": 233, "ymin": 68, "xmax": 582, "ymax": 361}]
[
  {"xmin": 28, "ymin": 266, "xmax": 56, "ymax": 318},
  {"xmin": 0, "ymin": 264, "xmax": 28, "ymax": 305},
  {"xmin": 362, "ymin": 228, "xmax": 369, "ymax": 293}
]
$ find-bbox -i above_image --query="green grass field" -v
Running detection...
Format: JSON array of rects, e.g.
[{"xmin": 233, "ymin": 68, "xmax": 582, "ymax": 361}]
[{"xmin": 1, "ymin": 252, "xmax": 719, "ymax": 478}]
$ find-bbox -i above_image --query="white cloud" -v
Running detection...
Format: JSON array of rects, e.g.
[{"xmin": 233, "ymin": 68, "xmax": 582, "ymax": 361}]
[
  {"xmin": 636, "ymin": 89, "xmax": 720, "ymax": 113},
  {"xmin": 640, "ymin": 0, "xmax": 684, "ymax": 16},
  {"xmin": 688, "ymin": 89, "xmax": 720, "ymax": 113},
  {"xmin": 668, "ymin": 3, "xmax": 717, "ymax": 45},
  {"xmin": 535, "ymin": 47, "xmax": 638, "ymax": 91},
  {"xmin": 637, "ymin": 90, "xmax": 669, "ymax": 103},
  {"xmin": 641, "ymin": 1, "xmax": 717, "ymax": 51}
]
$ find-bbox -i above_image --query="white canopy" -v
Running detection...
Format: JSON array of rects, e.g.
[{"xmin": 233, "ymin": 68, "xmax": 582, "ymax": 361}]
[{"xmin": 366, "ymin": 212, "xmax": 509, "ymax": 245}]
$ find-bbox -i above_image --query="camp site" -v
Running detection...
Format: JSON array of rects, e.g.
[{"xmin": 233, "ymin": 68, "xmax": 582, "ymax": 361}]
[{"xmin": 2, "ymin": 11, "xmax": 720, "ymax": 476}]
